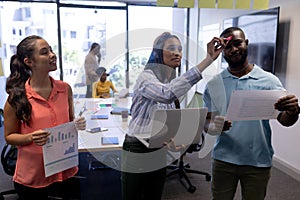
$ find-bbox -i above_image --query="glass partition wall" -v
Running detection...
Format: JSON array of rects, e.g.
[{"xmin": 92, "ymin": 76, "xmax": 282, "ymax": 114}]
[
  {"xmin": 128, "ymin": 6, "xmax": 187, "ymax": 92},
  {"xmin": 0, "ymin": 1, "xmax": 187, "ymax": 96},
  {"xmin": 0, "ymin": 1, "xmax": 59, "ymax": 78},
  {"xmin": 59, "ymin": 6, "xmax": 127, "ymax": 97}
]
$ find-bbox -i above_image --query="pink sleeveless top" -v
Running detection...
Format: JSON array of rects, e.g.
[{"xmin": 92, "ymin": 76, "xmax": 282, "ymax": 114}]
[{"xmin": 13, "ymin": 77, "xmax": 78, "ymax": 188}]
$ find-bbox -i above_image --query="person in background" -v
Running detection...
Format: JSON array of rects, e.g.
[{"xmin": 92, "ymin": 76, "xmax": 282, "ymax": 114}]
[
  {"xmin": 92, "ymin": 66, "xmax": 117, "ymax": 98},
  {"xmin": 84, "ymin": 42, "xmax": 101, "ymax": 98},
  {"xmin": 121, "ymin": 32, "xmax": 226, "ymax": 200},
  {"xmin": 3, "ymin": 35, "xmax": 86, "ymax": 200},
  {"xmin": 203, "ymin": 27, "xmax": 299, "ymax": 200}
]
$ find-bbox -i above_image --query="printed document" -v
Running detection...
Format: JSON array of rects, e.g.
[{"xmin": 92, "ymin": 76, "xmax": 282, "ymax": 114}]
[
  {"xmin": 226, "ymin": 90, "xmax": 287, "ymax": 121},
  {"xmin": 43, "ymin": 122, "xmax": 78, "ymax": 177}
]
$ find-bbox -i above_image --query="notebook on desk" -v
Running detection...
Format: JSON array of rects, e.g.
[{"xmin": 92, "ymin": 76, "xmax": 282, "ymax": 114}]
[{"xmin": 137, "ymin": 107, "xmax": 208, "ymax": 148}]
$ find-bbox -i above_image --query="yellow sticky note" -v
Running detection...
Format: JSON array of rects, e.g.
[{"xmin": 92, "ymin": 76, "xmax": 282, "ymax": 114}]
[
  {"xmin": 0, "ymin": 58, "xmax": 3, "ymax": 76},
  {"xmin": 198, "ymin": 0, "xmax": 215, "ymax": 8},
  {"xmin": 178, "ymin": 0, "xmax": 194, "ymax": 8},
  {"xmin": 235, "ymin": 0, "xmax": 251, "ymax": 9},
  {"xmin": 218, "ymin": 0, "xmax": 234, "ymax": 9},
  {"xmin": 157, "ymin": 0, "xmax": 174, "ymax": 7},
  {"xmin": 253, "ymin": 0, "xmax": 269, "ymax": 10}
]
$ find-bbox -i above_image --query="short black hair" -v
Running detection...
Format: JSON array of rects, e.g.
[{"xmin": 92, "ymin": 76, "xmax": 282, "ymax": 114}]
[{"xmin": 220, "ymin": 27, "xmax": 245, "ymax": 38}]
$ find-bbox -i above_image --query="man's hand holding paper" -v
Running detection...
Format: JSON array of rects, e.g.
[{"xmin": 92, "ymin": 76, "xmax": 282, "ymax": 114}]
[
  {"xmin": 226, "ymin": 90, "xmax": 287, "ymax": 121},
  {"xmin": 275, "ymin": 94, "xmax": 299, "ymax": 126}
]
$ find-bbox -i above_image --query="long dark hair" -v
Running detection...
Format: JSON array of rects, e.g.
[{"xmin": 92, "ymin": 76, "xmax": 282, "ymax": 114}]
[
  {"xmin": 6, "ymin": 35, "xmax": 42, "ymax": 126},
  {"xmin": 144, "ymin": 32, "xmax": 180, "ymax": 83},
  {"xmin": 89, "ymin": 42, "xmax": 101, "ymax": 63},
  {"xmin": 89, "ymin": 42, "xmax": 100, "ymax": 52}
]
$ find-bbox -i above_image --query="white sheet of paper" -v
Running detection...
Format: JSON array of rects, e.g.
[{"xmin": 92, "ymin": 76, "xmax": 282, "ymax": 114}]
[
  {"xmin": 43, "ymin": 122, "xmax": 78, "ymax": 177},
  {"xmin": 226, "ymin": 90, "xmax": 287, "ymax": 121}
]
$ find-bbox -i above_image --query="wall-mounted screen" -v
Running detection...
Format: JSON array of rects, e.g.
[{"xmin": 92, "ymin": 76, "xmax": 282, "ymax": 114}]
[{"xmin": 222, "ymin": 7, "xmax": 280, "ymax": 74}]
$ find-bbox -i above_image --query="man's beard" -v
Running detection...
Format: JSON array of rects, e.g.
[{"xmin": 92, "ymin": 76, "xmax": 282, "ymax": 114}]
[{"xmin": 224, "ymin": 49, "xmax": 248, "ymax": 69}]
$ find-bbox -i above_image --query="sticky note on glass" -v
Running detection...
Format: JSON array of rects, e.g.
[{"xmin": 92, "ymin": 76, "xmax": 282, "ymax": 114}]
[
  {"xmin": 198, "ymin": 0, "xmax": 215, "ymax": 8},
  {"xmin": 235, "ymin": 0, "xmax": 251, "ymax": 9},
  {"xmin": 178, "ymin": 0, "xmax": 194, "ymax": 8},
  {"xmin": 218, "ymin": 0, "xmax": 233, "ymax": 9},
  {"xmin": 253, "ymin": 0, "xmax": 269, "ymax": 10},
  {"xmin": 157, "ymin": 0, "xmax": 174, "ymax": 7}
]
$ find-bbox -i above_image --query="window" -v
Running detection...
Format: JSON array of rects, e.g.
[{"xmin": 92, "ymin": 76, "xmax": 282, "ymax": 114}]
[
  {"xmin": 0, "ymin": 1, "xmax": 58, "ymax": 78},
  {"xmin": 70, "ymin": 31, "xmax": 76, "ymax": 39},
  {"xmin": 59, "ymin": 7, "xmax": 126, "ymax": 97},
  {"xmin": 128, "ymin": 5, "xmax": 187, "ymax": 93},
  {"xmin": 25, "ymin": 7, "xmax": 31, "ymax": 18},
  {"xmin": 0, "ymin": 1, "xmax": 188, "ymax": 97}
]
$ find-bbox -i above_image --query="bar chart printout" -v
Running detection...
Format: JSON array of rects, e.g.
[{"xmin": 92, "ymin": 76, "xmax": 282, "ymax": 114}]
[{"xmin": 43, "ymin": 122, "xmax": 78, "ymax": 177}]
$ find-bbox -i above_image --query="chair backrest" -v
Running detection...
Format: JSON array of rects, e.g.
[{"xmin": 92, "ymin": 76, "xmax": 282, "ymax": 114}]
[
  {"xmin": 1, "ymin": 144, "xmax": 17, "ymax": 176},
  {"xmin": 185, "ymin": 92, "xmax": 205, "ymax": 153},
  {"xmin": 186, "ymin": 91, "xmax": 203, "ymax": 109}
]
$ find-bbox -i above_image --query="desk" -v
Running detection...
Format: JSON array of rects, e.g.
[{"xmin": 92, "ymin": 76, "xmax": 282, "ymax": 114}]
[
  {"xmin": 75, "ymin": 97, "xmax": 131, "ymax": 200},
  {"xmin": 75, "ymin": 97, "xmax": 131, "ymax": 152}
]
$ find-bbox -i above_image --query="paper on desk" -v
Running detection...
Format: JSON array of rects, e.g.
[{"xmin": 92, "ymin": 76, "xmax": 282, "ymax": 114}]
[
  {"xmin": 226, "ymin": 90, "xmax": 287, "ymax": 121},
  {"xmin": 43, "ymin": 122, "xmax": 78, "ymax": 177}
]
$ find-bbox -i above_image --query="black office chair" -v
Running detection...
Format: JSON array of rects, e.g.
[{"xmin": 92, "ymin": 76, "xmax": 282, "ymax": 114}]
[
  {"xmin": 0, "ymin": 143, "xmax": 18, "ymax": 200},
  {"xmin": 166, "ymin": 92, "xmax": 211, "ymax": 193},
  {"xmin": 0, "ymin": 108, "xmax": 18, "ymax": 199}
]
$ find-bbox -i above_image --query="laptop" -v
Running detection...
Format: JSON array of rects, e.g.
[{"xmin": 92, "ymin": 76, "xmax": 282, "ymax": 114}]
[{"xmin": 137, "ymin": 107, "xmax": 208, "ymax": 148}]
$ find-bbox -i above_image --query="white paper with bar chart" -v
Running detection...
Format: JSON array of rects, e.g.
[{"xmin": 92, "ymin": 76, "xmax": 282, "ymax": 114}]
[{"xmin": 43, "ymin": 122, "xmax": 78, "ymax": 177}]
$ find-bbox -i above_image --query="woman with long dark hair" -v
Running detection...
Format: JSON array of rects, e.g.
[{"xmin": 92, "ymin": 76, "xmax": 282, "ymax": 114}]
[
  {"xmin": 121, "ymin": 32, "xmax": 226, "ymax": 200},
  {"xmin": 84, "ymin": 42, "xmax": 101, "ymax": 98},
  {"xmin": 4, "ymin": 35, "xmax": 86, "ymax": 199}
]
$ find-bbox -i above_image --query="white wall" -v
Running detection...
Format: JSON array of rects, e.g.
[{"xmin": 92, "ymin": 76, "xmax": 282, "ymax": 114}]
[
  {"xmin": 269, "ymin": 0, "xmax": 300, "ymax": 180},
  {"xmin": 195, "ymin": 0, "xmax": 300, "ymax": 180}
]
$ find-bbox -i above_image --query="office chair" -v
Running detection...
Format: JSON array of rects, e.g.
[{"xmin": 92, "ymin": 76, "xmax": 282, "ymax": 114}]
[
  {"xmin": 0, "ymin": 108, "xmax": 17, "ymax": 200},
  {"xmin": 166, "ymin": 92, "xmax": 211, "ymax": 193},
  {"xmin": 0, "ymin": 143, "xmax": 18, "ymax": 200}
]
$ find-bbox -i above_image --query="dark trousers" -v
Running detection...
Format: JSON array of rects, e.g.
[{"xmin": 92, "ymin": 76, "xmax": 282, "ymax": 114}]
[
  {"xmin": 121, "ymin": 135, "xmax": 167, "ymax": 200},
  {"xmin": 212, "ymin": 159, "xmax": 271, "ymax": 200},
  {"xmin": 85, "ymin": 84, "xmax": 92, "ymax": 98},
  {"xmin": 14, "ymin": 177, "xmax": 80, "ymax": 200}
]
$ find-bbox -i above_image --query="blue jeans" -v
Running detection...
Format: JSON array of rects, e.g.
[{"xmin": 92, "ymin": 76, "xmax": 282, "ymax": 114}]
[{"xmin": 212, "ymin": 159, "xmax": 271, "ymax": 200}]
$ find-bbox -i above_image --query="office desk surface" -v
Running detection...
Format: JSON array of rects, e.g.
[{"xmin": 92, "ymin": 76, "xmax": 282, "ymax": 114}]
[{"xmin": 75, "ymin": 97, "xmax": 131, "ymax": 152}]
